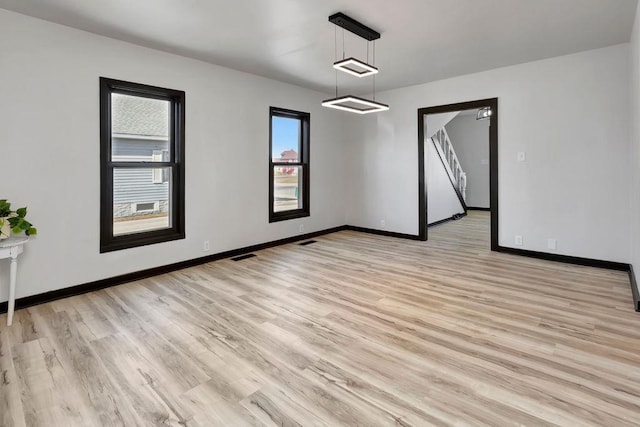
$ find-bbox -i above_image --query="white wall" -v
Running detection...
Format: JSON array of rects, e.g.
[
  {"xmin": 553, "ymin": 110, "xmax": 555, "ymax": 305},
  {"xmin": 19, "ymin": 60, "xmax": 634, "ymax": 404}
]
[
  {"xmin": 0, "ymin": 9, "xmax": 349, "ymax": 302},
  {"xmin": 631, "ymin": 3, "xmax": 640, "ymax": 292},
  {"xmin": 426, "ymin": 141, "xmax": 465, "ymax": 224},
  {"xmin": 0, "ymin": 9, "xmax": 634, "ymax": 305},
  {"xmin": 446, "ymin": 114, "xmax": 490, "ymax": 208},
  {"xmin": 347, "ymin": 44, "xmax": 631, "ymax": 262}
]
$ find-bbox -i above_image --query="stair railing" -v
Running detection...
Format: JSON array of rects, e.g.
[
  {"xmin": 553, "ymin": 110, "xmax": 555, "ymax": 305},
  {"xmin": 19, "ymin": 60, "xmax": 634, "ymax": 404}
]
[{"xmin": 432, "ymin": 127, "xmax": 466, "ymax": 202}]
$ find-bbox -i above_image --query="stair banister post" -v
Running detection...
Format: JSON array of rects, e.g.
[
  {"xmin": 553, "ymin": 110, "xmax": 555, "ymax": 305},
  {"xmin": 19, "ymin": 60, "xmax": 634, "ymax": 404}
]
[
  {"xmin": 461, "ymin": 172, "xmax": 467, "ymax": 201},
  {"xmin": 431, "ymin": 125, "xmax": 468, "ymax": 203}
]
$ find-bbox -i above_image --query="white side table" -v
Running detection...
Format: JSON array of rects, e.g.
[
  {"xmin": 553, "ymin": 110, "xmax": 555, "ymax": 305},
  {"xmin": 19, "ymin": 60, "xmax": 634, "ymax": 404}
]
[{"xmin": 0, "ymin": 236, "xmax": 28, "ymax": 326}]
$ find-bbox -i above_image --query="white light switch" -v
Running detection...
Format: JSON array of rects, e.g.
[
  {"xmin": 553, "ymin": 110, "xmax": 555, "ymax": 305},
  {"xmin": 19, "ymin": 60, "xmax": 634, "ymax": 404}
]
[
  {"xmin": 517, "ymin": 152, "xmax": 526, "ymax": 162},
  {"xmin": 480, "ymin": 159, "xmax": 489, "ymax": 165}
]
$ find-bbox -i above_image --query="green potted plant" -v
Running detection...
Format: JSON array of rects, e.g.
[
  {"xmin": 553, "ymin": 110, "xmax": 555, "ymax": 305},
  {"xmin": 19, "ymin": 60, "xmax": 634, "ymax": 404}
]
[{"xmin": 0, "ymin": 199, "xmax": 37, "ymax": 240}]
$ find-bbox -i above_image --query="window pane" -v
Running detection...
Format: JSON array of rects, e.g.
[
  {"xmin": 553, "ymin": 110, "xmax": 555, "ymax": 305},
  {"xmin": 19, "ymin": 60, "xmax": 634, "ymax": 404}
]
[
  {"xmin": 113, "ymin": 167, "xmax": 171, "ymax": 235},
  {"xmin": 273, "ymin": 166, "xmax": 302, "ymax": 212},
  {"xmin": 271, "ymin": 116, "xmax": 300, "ymax": 162},
  {"xmin": 111, "ymin": 93, "xmax": 170, "ymax": 161}
]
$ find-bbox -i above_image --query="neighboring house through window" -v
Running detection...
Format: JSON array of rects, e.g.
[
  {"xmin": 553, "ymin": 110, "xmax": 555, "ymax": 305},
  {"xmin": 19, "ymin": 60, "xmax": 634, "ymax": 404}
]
[
  {"xmin": 269, "ymin": 107, "xmax": 310, "ymax": 222},
  {"xmin": 152, "ymin": 150, "xmax": 170, "ymax": 183},
  {"xmin": 100, "ymin": 77, "xmax": 185, "ymax": 252}
]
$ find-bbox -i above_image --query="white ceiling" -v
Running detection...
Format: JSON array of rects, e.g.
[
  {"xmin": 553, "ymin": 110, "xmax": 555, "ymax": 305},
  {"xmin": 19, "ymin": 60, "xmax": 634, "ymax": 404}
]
[{"xmin": 1, "ymin": 0, "xmax": 637, "ymax": 95}]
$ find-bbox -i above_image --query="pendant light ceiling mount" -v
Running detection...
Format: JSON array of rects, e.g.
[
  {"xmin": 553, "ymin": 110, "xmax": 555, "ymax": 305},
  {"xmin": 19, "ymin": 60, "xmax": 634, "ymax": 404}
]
[
  {"xmin": 322, "ymin": 12, "xmax": 389, "ymax": 114},
  {"xmin": 328, "ymin": 13, "xmax": 380, "ymax": 41}
]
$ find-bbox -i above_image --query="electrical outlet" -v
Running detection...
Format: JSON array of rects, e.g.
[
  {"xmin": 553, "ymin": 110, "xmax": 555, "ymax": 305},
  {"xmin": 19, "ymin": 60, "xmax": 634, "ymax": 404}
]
[
  {"xmin": 203, "ymin": 240, "xmax": 210, "ymax": 252},
  {"xmin": 380, "ymin": 219, "xmax": 386, "ymax": 228},
  {"xmin": 517, "ymin": 152, "xmax": 526, "ymax": 162},
  {"xmin": 515, "ymin": 235, "xmax": 523, "ymax": 246},
  {"xmin": 299, "ymin": 224, "xmax": 304, "ymax": 233},
  {"xmin": 547, "ymin": 238, "xmax": 557, "ymax": 250}
]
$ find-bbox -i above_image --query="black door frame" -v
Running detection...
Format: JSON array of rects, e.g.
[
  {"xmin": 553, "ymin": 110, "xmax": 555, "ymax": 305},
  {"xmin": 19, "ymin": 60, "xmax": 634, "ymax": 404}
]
[{"xmin": 417, "ymin": 98, "xmax": 499, "ymax": 250}]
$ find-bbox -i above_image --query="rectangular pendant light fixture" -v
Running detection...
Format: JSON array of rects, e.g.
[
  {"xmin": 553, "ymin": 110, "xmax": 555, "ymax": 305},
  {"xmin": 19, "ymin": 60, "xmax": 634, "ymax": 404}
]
[
  {"xmin": 322, "ymin": 95, "xmax": 389, "ymax": 114},
  {"xmin": 323, "ymin": 13, "xmax": 388, "ymax": 114},
  {"xmin": 333, "ymin": 57, "xmax": 379, "ymax": 77}
]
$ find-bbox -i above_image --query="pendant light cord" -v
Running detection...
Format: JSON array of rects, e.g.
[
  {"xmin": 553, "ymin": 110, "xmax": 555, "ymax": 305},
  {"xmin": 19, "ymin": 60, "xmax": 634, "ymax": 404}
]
[
  {"xmin": 373, "ymin": 40, "xmax": 376, "ymax": 66},
  {"xmin": 334, "ymin": 25, "xmax": 337, "ymax": 62},
  {"xmin": 342, "ymin": 28, "xmax": 345, "ymax": 60},
  {"xmin": 367, "ymin": 40, "xmax": 369, "ymax": 64},
  {"xmin": 373, "ymin": 41, "xmax": 376, "ymax": 100},
  {"xmin": 373, "ymin": 75, "xmax": 376, "ymax": 101},
  {"xmin": 334, "ymin": 25, "xmax": 338, "ymax": 97}
]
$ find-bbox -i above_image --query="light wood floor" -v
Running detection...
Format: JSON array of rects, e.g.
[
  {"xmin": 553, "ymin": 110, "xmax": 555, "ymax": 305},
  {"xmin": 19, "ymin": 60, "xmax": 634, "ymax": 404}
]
[{"xmin": 2, "ymin": 211, "xmax": 640, "ymax": 426}]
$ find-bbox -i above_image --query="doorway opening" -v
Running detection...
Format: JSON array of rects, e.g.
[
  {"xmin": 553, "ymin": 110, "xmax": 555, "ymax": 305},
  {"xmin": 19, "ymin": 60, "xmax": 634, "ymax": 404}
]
[{"xmin": 417, "ymin": 98, "xmax": 498, "ymax": 250}]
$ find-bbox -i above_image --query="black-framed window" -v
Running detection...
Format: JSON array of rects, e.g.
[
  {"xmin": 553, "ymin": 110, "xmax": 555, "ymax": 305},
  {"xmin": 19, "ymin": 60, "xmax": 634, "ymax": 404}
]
[
  {"xmin": 100, "ymin": 77, "xmax": 185, "ymax": 252},
  {"xmin": 269, "ymin": 107, "xmax": 310, "ymax": 222}
]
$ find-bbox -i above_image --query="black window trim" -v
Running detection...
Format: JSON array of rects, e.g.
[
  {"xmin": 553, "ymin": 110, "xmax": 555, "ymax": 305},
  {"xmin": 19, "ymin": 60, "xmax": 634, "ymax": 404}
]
[
  {"xmin": 100, "ymin": 77, "xmax": 186, "ymax": 253},
  {"xmin": 269, "ymin": 106, "xmax": 310, "ymax": 223}
]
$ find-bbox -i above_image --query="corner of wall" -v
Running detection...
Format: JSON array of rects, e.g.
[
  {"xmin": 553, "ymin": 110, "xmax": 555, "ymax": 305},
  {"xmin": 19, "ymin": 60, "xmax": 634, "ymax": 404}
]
[{"xmin": 630, "ymin": 1, "xmax": 640, "ymax": 300}]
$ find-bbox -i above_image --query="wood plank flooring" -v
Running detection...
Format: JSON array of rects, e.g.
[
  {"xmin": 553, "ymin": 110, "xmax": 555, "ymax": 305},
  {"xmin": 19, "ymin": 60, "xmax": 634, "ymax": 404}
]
[{"xmin": 2, "ymin": 211, "xmax": 640, "ymax": 426}]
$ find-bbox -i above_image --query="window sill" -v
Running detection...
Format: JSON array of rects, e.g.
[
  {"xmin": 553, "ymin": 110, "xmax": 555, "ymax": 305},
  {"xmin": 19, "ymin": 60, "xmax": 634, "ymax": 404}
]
[
  {"xmin": 269, "ymin": 210, "xmax": 310, "ymax": 223},
  {"xmin": 100, "ymin": 230, "xmax": 185, "ymax": 253}
]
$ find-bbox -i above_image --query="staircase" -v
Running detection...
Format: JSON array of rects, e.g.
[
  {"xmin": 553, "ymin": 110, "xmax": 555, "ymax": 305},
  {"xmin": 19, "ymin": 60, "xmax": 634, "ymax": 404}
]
[{"xmin": 431, "ymin": 127, "xmax": 467, "ymax": 207}]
